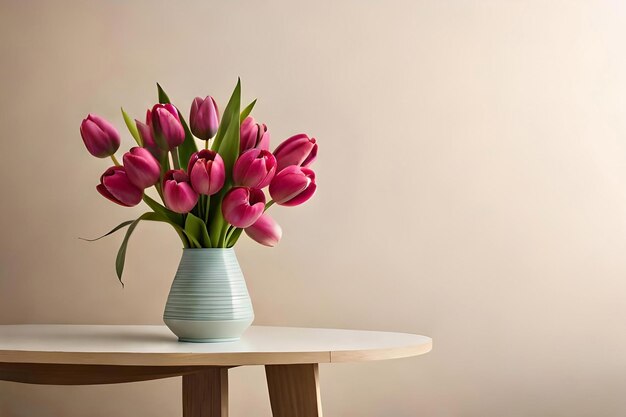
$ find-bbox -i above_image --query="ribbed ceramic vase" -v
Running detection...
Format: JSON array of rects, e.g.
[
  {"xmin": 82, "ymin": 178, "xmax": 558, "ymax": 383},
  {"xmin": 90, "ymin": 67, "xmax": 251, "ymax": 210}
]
[{"xmin": 163, "ymin": 248, "xmax": 254, "ymax": 342}]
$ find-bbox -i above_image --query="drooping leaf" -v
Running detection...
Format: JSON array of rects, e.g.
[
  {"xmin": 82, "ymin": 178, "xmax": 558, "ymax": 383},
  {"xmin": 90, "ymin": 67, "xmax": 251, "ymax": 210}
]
[
  {"xmin": 115, "ymin": 212, "xmax": 163, "ymax": 285},
  {"xmin": 184, "ymin": 213, "xmax": 211, "ymax": 248},
  {"xmin": 114, "ymin": 211, "xmax": 197, "ymax": 285},
  {"xmin": 121, "ymin": 108, "xmax": 142, "ymax": 146},
  {"xmin": 79, "ymin": 220, "xmax": 133, "ymax": 242},
  {"xmin": 211, "ymin": 78, "xmax": 241, "ymax": 153},
  {"xmin": 240, "ymin": 99, "xmax": 257, "ymax": 123}
]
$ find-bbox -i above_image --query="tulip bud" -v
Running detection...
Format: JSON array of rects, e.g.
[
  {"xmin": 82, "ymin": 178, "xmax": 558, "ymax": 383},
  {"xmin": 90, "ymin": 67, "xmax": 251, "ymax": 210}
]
[
  {"xmin": 122, "ymin": 147, "xmax": 161, "ymax": 189},
  {"xmin": 222, "ymin": 187, "xmax": 266, "ymax": 228},
  {"xmin": 273, "ymin": 133, "xmax": 318, "ymax": 171},
  {"xmin": 135, "ymin": 119, "xmax": 162, "ymax": 159},
  {"xmin": 96, "ymin": 166, "xmax": 143, "ymax": 207},
  {"xmin": 233, "ymin": 149, "xmax": 277, "ymax": 188},
  {"xmin": 150, "ymin": 104, "xmax": 185, "ymax": 150},
  {"xmin": 188, "ymin": 150, "xmax": 226, "ymax": 195},
  {"xmin": 80, "ymin": 114, "xmax": 121, "ymax": 158},
  {"xmin": 245, "ymin": 214, "xmax": 282, "ymax": 247},
  {"xmin": 190, "ymin": 96, "xmax": 219, "ymax": 140},
  {"xmin": 163, "ymin": 169, "xmax": 198, "ymax": 213},
  {"xmin": 240, "ymin": 116, "xmax": 270, "ymax": 154},
  {"xmin": 269, "ymin": 166, "xmax": 316, "ymax": 207}
]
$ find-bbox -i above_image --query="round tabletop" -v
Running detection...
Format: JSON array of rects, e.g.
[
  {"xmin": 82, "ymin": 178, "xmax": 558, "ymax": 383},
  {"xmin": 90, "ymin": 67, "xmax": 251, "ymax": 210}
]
[{"xmin": 0, "ymin": 325, "xmax": 432, "ymax": 366}]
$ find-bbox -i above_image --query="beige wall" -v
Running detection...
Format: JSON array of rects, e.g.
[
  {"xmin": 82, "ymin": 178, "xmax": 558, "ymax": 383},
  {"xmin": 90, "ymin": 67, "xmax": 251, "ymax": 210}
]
[{"xmin": 2, "ymin": 0, "xmax": 626, "ymax": 415}]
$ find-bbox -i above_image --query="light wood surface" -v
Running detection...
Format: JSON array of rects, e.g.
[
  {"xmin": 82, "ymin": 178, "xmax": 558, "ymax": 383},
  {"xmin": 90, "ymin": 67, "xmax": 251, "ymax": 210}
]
[
  {"xmin": 183, "ymin": 368, "xmax": 228, "ymax": 417},
  {"xmin": 0, "ymin": 325, "xmax": 432, "ymax": 366},
  {"xmin": 0, "ymin": 325, "xmax": 432, "ymax": 417},
  {"xmin": 266, "ymin": 364, "xmax": 323, "ymax": 417}
]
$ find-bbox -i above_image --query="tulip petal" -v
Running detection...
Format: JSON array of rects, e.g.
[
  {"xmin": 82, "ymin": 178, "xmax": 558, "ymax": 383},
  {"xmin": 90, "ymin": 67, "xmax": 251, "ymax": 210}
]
[
  {"xmin": 80, "ymin": 115, "xmax": 121, "ymax": 158},
  {"xmin": 273, "ymin": 133, "xmax": 316, "ymax": 171},
  {"xmin": 245, "ymin": 214, "xmax": 282, "ymax": 247},
  {"xmin": 123, "ymin": 147, "xmax": 161, "ymax": 189},
  {"xmin": 97, "ymin": 167, "xmax": 143, "ymax": 207},
  {"xmin": 222, "ymin": 187, "xmax": 265, "ymax": 228},
  {"xmin": 104, "ymin": 172, "xmax": 143, "ymax": 206},
  {"xmin": 96, "ymin": 184, "xmax": 132, "ymax": 207},
  {"xmin": 163, "ymin": 169, "xmax": 199, "ymax": 213},
  {"xmin": 269, "ymin": 166, "xmax": 316, "ymax": 206},
  {"xmin": 282, "ymin": 182, "xmax": 316, "ymax": 207}
]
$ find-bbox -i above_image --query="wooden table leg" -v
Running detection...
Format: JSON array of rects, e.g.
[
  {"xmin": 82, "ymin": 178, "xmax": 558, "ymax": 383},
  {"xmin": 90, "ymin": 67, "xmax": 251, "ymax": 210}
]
[
  {"xmin": 265, "ymin": 363, "xmax": 323, "ymax": 417},
  {"xmin": 183, "ymin": 367, "xmax": 228, "ymax": 417}
]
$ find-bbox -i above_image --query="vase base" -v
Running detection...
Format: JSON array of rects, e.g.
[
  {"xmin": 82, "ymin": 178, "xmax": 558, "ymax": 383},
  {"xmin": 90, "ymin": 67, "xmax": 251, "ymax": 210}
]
[
  {"xmin": 164, "ymin": 317, "xmax": 254, "ymax": 343},
  {"xmin": 178, "ymin": 337, "xmax": 240, "ymax": 343}
]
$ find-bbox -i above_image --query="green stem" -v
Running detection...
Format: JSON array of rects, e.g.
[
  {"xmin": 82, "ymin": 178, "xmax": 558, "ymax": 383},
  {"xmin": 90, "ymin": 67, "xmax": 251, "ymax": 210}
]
[
  {"xmin": 264, "ymin": 200, "xmax": 275, "ymax": 212},
  {"xmin": 218, "ymin": 223, "xmax": 230, "ymax": 248},
  {"xmin": 159, "ymin": 152, "xmax": 169, "ymax": 185},
  {"xmin": 226, "ymin": 228, "xmax": 244, "ymax": 247},
  {"xmin": 111, "ymin": 154, "xmax": 121, "ymax": 166},
  {"xmin": 204, "ymin": 195, "xmax": 211, "ymax": 224},
  {"xmin": 204, "ymin": 140, "xmax": 209, "ymax": 150},
  {"xmin": 170, "ymin": 148, "xmax": 181, "ymax": 170},
  {"xmin": 154, "ymin": 182, "xmax": 164, "ymax": 202},
  {"xmin": 224, "ymin": 226, "xmax": 237, "ymax": 246}
]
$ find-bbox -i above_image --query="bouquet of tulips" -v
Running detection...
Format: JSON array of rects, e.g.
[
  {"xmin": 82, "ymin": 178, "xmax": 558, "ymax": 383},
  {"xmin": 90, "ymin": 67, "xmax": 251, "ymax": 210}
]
[{"xmin": 80, "ymin": 80, "xmax": 318, "ymax": 283}]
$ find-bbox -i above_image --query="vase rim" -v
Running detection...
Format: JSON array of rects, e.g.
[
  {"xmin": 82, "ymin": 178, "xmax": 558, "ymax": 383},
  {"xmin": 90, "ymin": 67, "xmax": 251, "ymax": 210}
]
[{"xmin": 182, "ymin": 247, "xmax": 234, "ymax": 250}]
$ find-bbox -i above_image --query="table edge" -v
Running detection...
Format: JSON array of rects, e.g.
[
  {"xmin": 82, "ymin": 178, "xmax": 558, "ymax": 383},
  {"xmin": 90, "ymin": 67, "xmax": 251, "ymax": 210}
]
[
  {"xmin": 0, "ymin": 325, "xmax": 432, "ymax": 366},
  {"xmin": 0, "ymin": 340, "xmax": 432, "ymax": 366}
]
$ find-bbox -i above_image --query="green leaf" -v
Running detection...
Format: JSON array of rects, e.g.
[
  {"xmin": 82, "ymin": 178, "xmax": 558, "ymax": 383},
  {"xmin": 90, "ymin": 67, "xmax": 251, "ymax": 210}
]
[
  {"xmin": 115, "ymin": 212, "xmax": 163, "ymax": 285},
  {"xmin": 157, "ymin": 83, "xmax": 171, "ymax": 104},
  {"xmin": 121, "ymin": 108, "xmax": 142, "ymax": 146},
  {"xmin": 184, "ymin": 213, "xmax": 212, "ymax": 248},
  {"xmin": 218, "ymin": 107, "xmax": 241, "ymax": 177},
  {"xmin": 211, "ymin": 117, "xmax": 241, "ymax": 247},
  {"xmin": 115, "ymin": 211, "xmax": 198, "ymax": 285},
  {"xmin": 226, "ymin": 228, "xmax": 244, "ymax": 247},
  {"xmin": 79, "ymin": 220, "xmax": 133, "ymax": 242},
  {"xmin": 212, "ymin": 78, "xmax": 241, "ymax": 153},
  {"xmin": 208, "ymin": 79, "xmax": 242, "ymax": 247},
  {"xmin": 240, "ymin": 99, "xmax": 257, "ymax": 123}
]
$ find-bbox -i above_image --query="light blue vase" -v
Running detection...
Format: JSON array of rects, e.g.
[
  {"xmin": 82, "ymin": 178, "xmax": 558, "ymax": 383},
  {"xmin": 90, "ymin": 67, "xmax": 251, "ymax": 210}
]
[{"xmin": 163, "ymin": 248, "xmax": 254, "ymax": 343}]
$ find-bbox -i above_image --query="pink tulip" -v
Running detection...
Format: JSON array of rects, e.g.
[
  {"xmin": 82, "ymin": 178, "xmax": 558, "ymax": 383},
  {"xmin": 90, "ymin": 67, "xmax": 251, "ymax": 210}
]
[
  {"xmin": 135, "ymin": 119, "xmax": 162, "ymax": 158},
  {"xmin": 240, "ymin": 116, "xmax": 270, "ymax": 154},
  {"xmin": 222, "ymin": 187, "xmax": 266, "ymax": 228},
  {"xmin": 190, "ymin": 96, "xmax": 219, "ymax": 140},
  {"xmin": 96, "ymin": 166, "xmax": 143, "ymax": 207},
  {"xmin": 233, "ymin": 149, "xmax": 277, "ymax": 188},
  {"xmin": 273, "ymin": 133, "xmax": 318, "ymax": 171},
  {"xmin": 269, "ymin": 166, "xmax": 316, "ymax": 206},
  {"xmin": 150, "ymin": 104, "xmax": 185, "ymax": 150},
  {"xmin": 163, "ymin": 170, "xmax": 198, "ymax": 213},
  {"xmin": 80, "ymin": 114, "xmax": 121, "ymax": 158},
  {"xmin": 245, "ymin": 214, "xmax": 282, "ymax": 247},
  {"xmin": 122, "ymin": 147, "xmax": 161, "ymax": 189},
  {"xmin": 188, "ymin": 150, "xmax": 225, "ymax": 195}
]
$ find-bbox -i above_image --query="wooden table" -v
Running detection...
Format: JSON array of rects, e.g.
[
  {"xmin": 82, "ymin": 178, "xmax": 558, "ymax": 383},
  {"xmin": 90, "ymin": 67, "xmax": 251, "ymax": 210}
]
[{"xmin": 0, "ymin": 325, "xmax": 432, "ymax": 416}]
